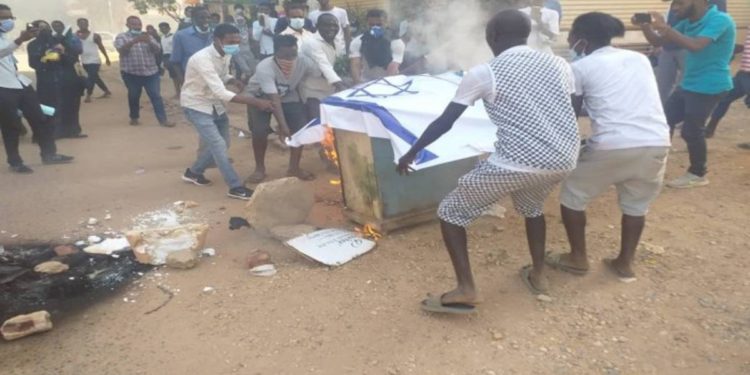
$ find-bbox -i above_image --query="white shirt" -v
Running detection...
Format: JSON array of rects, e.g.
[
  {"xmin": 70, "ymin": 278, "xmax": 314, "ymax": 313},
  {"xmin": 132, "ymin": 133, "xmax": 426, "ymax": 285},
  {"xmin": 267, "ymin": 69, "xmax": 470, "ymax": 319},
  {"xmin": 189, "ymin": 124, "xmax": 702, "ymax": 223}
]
[
  {"xmin": 301, "ymin": 32, "xmax": 342, "ymax": 84},
  {"xmin": 0, "ymin": 33, "xmax": 32, "ymax": 89},
  {"xmin": 180, "ymin": 45, "xmax": 236, "ymax": 115},
  {"xmin": 253, "ymin": 15, "xmax": 278, "ymax": 55},
  {"xmin": 572, "ymin": 47, "xmax": 671, "ymax": 150},
  {"xmin": 280, "ymin": 27, "xmax": 314, "ymax": 49},
  {"xmin": 79, "ymin": 32, "xmax": 101, "ymax": 64},
  {"xmin": 308, "ymin": 7, "xmax": 349, "ymax": 54},
  {"xmin": 519, "ymin": 7, "xmax": 560, "ymax": 55},
  {"xmin": 349, "ymin": 35, "xmax": 406, "ymax": 64},
  {"xmin": 161, "ymin": 33, "xmax": 174, "ymax": 55}
]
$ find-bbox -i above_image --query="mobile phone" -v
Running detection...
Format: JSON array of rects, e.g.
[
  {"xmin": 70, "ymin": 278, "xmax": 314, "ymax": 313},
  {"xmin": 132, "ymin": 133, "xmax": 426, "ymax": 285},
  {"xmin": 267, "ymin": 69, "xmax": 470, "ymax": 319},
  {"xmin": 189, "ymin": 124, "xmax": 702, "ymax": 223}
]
[{"xmin": 633, "ymin": 13, "xmax": 652, "ymax": 24}]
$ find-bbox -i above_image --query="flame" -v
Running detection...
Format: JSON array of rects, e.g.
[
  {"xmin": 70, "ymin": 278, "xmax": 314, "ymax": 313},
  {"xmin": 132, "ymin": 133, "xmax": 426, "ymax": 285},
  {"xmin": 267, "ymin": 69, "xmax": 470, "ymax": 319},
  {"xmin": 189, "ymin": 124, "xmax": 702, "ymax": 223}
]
[
  {"xmin": 329, "ymin": 179, "xmax": 341, "ymax": 185},
  {"xmin": 321, "ymin": 126, "xmax": 339, "ymax": 168},
  {"xmin": 355, "ymin": 224, "xmax": 383, "ymax": 241}
]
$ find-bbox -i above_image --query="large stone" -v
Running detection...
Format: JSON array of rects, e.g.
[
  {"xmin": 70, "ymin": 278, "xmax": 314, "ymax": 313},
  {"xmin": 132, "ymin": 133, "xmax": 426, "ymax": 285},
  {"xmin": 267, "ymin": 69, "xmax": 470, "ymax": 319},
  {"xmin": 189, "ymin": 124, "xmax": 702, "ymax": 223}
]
[
  {"xmin": 53, "ymin": 245, "xmax": 78, "ymax": 257},
  {"xmin": 245, "ymin": 178, "xmax": 314, "ymax": 234},
  {"xmin": 33, "ymin": 261, "xmax": 69, "ymax": 274},
  {"xmin": 1, "ymin": 311, "xmax": 53, "ymax": 341},
  {"xmin": 165, "ymin": 249, "xmax": 199, "ymax": 270},
  {"xmin": 126, "ymin": 224, "xmax": 209, "ymax": 265},
  {"xmin": 270, "ymin": 224, "xmax": 318, "ymax": 242}
]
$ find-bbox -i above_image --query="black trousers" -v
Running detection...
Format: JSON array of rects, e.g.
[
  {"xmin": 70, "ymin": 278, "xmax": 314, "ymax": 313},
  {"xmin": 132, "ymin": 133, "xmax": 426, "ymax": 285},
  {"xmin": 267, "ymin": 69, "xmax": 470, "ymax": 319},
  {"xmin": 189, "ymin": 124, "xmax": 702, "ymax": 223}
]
[
  {"xmin": 0, "ymin": 85, "xmax": 57, "ymax": 166},
  {"xmin": 83, "ymin": 63, "xmax": 110, "ymax": 96}
]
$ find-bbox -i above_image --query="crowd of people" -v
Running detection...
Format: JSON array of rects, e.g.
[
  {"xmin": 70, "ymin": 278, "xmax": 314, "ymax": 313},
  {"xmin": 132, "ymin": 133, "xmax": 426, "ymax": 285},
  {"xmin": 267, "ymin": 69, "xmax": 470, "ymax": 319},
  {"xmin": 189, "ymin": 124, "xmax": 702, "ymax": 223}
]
[{"xmin": 0, "ymin": 0, "xmax": 748, "ymax": 310}]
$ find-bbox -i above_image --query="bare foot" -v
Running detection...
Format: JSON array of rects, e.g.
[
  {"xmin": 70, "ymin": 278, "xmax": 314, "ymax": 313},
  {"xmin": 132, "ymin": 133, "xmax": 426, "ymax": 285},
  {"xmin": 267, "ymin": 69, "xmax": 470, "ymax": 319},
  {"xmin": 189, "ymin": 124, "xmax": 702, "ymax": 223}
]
[
  {"xmin": 556, "ymin": 252, "xmax": 589, "ymax": 272},
  {"xmin": 603, "ymin": 258, "xmax": 637, "ymax": 282},
  {"xmin": 528, "ymin": 268, "xmax": 549, "ymax": 292},
  {"xmin": 287, "ymin": 169, "xmax": 316, "ymax": 181},
  {"xmin": 439, "ymin": 287, "xmax": 479, "ymax": 306},
  {"xmin": 246, "ymin": 170, "xmax": 266, "ymax": 184}
]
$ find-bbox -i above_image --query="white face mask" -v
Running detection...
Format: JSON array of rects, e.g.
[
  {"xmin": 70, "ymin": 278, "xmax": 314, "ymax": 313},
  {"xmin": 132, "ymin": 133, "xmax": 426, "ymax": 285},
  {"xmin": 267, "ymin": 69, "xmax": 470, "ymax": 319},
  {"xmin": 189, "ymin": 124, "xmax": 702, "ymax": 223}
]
[
  {"xmin": 568, "ymin": 39, "xmax": 587, "ymax": 62},
  {"xmin": 290, "ymin": 17, "xmax": 305, "ymax": 30}
]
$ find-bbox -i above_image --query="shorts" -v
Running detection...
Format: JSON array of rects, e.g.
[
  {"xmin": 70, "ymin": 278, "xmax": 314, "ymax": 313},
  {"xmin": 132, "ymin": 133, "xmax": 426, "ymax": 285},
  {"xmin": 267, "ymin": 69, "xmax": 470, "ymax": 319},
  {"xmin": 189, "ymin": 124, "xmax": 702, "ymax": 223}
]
[
  {"xmin": 560, "ymin": 146, "xmax": 669, "ymax": 216},
  {"xmin": 247, "ymin": 101, "xmax": 307, "ymax": 139},
  {"xmin": 438, "ymin": 161, "xmax": 569, "ymax": 227}
]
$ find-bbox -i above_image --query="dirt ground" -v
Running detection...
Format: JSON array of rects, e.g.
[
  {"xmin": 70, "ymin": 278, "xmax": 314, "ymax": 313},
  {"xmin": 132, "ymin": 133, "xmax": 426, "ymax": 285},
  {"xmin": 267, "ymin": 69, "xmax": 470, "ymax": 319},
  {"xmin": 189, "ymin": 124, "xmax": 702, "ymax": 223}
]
[{"xmin": 1, "ymin": 64, "xmax": 749, "ymax": 375}]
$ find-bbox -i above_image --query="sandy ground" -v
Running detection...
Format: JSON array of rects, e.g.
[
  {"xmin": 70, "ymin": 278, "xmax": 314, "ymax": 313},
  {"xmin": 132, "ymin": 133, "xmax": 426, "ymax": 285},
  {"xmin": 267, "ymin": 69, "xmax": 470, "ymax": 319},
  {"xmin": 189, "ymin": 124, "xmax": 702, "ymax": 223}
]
[{"xmin": 1, "ymin": 64, "xmax": 749, "ymax": 375}]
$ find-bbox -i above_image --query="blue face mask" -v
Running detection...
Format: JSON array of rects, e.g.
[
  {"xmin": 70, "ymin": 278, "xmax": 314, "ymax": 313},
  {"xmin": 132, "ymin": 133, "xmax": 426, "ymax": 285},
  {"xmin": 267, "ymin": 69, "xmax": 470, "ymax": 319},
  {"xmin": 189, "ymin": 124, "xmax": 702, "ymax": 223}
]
[
  {"xmin": 222, "ymin": 44, "xmax": 240, "ymax": 56},
  {"xmin": 129, "ymin": 29, "xmax": 143, "ymax": 35},
  {"xmin": 568, "ymin": 39, "xmax": 587, "ymax": 62},
  {"xmin": 369, "ymin": 26, "xmax": 385, "ymax": 38},
  {"xmin": 0, "ymin": 19, "xmax": 15, "ymax": 33}
]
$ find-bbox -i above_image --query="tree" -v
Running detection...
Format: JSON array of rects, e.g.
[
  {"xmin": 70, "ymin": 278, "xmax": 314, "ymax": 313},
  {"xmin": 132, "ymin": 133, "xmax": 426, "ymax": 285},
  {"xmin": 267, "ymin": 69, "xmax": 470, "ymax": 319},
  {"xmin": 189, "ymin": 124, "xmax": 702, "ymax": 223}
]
[{"xmin": 127, "ymin": 0, "xmax": 183, "ymax": 22}]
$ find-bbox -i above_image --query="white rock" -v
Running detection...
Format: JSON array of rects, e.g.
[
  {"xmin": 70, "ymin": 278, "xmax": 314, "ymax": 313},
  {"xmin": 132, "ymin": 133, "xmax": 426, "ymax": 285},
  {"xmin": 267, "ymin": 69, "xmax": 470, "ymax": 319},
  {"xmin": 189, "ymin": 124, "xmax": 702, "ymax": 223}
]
[
  {"xmin": 84, "ymin": 237, "xmax": 130, "ymax": 255},
  {"xmin": 87, "ymin": 235, "xmax": 102, "ymax": 244},
  {"xmin": 201, "ymin": 248, "xmax": 216, "ymax": 257},
  {"xmin": 75, "ymin": 240, "xmax": 87, "ymax": 247},
  {"xmin": 104, "ymin": 214, "xmax": 112, "ymax": 220},
  {"xmin": 202, "ymin": 286, "xmax": 216, "ymax": 294},
  {"xmin": 87, "ymin": 218, "xmax": 99, "ymax": 225},
  {"xmin": 536, "ymin": 294, "xmax": 553, "ymax": 302}
]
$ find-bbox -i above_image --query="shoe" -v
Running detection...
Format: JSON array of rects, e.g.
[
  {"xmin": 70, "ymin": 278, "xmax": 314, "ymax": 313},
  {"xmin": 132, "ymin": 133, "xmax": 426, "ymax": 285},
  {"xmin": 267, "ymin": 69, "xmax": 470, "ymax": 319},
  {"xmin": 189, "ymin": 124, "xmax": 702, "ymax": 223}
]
[
  {"xmin": 84, "ymin": 95, "xmax": 92, "ymax": 103},
  {"xmin": 130, "ymin": 119, "xmax": 140, "ymax": 126},
  {"xmin": 228, "ymin": 187, "xmax": 253, "ymax": 200},
  {"xmin": 10, "ymin": 164, "xmax": 33, "ymax": 174},
  {"xmin": 182, "ymin": 168, "xmax": 211, "ymax": 186},
  {"xmin": 42, "ymin": 154, "xmax": 74, "ymax": 165},
  {"xmin": 738, "ymin": 142, "xmax": 750, "ymax": 150},
  {"xmin": 160, "ymin": 121, "xmax": 176, "ymax": 128},
  {"xmin": 667, "ymin": 173, "xmax": 709, "ymax": 189}
]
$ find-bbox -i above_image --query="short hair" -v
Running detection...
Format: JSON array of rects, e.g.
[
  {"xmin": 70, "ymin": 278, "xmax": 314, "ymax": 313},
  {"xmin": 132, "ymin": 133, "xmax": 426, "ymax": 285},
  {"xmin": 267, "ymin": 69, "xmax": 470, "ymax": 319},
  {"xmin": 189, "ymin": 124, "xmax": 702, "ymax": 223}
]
[
  {"xmin": 192, "ymin": 5, "xmax": 209, "ymax": 14},
  {"xmin": 126, "ymin": 15, "xmax": 141, "ymax": 23},
  {"xmin": 213, "ymin": 23, "xmax": 240, "ymax": 39},
  {"xmin": 316, "ymin": 13, "xmax": 338, "ymax": 27},
  {"xmin": 287, "ymin": 2, "xmax": 306, "ymax": 11},
  {"xmin": 77, "ymin": 18, "xmax": 88, "ymax": 23},
  {"xmin": 274, "ymin": 34, "xmax": 298, "ymax": 51},
  {"xmin": 571, "ymin": 12, "xmax": 625, "ymax": 46},
  {"xmin": 0, "ymin": 4, "xmax": 10, "ymax": 11},
  {"xmin": 366, "ymin": 9, "xmax": 387, "ymax": 19},
  {"xmin": 158, "ymin": 22, "xmax": 170, "ymax": 28},
  {"xmin": 486, "ymin": 10, "xmax": 531, "ymax": 42}
]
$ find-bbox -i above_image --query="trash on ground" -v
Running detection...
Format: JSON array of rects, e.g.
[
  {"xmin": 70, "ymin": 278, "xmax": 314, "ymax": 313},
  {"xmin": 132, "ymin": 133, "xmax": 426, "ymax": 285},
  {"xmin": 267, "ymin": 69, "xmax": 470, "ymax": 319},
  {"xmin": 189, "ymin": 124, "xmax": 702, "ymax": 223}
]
[
  {"xmin": 87, "ymin": 218, "xmax": 99, "ymax": 226},
  {"xmin": 229, "ymin": 217, "xmax": 251, "ymax": 230},
  {"xmin": 127, "ymin": 224, "xmax": 209, "ymax": 266},
  {"xmin": 286, "ymin": 229, "xmax": 377, "ymax": 267},
  {"xmin": 249, "ymin": 264, "xmax": 277, "ymax": 277},
  {"xmin": 1, "ymin": 311, "xmax": 53, "ymax": 341},
  {"xmin": 83, "ymin": 237, "xmax": 130, "ymax": 255},
  {"xmin": 201, "ymin": 248, "xmax": 216, "ymax": 257},
  {"xmin": 202, "ymin": 286, "xmax": 216, "ymax": 294},
  {"xmin": 33, "ymin": 261, "xmax": 69, "ymax": 274},
  {"xmin": 87, "ymin": 235, "xmax": 102, "ymax": 244},
  {"xmin": 247, "ymin": 250, "xmax": 271, "ymax": 269}
]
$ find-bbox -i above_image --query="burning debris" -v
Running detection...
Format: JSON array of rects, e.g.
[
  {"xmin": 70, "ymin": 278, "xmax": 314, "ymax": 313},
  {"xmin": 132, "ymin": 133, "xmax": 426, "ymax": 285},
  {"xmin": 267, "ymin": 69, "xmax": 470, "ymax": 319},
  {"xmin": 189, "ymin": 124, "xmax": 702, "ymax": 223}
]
[{"xmin": 355, "ymin": 224, "xmax": 383, "ymax": 241}]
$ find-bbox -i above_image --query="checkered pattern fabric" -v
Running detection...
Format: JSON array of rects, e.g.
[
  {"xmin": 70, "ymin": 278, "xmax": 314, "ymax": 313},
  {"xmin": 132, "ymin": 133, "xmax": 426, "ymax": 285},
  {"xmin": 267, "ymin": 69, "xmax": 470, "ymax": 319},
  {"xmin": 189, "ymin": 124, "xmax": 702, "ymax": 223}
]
[
  {"xmin": 485, "ymin": 48, "xmax": 580, "ymax": 171},
  {"xmin": 114, "ymin": 33, "xmax": 160, "ymax": 76},
  {"xmin": 438, "ymin": 161, "xmax": 569, "ymax": 227}
]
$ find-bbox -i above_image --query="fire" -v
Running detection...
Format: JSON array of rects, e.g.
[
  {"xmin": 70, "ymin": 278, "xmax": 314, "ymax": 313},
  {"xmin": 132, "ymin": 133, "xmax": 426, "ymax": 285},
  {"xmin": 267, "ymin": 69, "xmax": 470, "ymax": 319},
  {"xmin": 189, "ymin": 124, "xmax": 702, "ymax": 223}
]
[
  {"xmin": 321, "ymin": 126, "xmax": 339, "ymax": 168},
  {"xmin": 355, "ymin": 224, "xmax": 383, "ymax": 241},
  {"xmin": 329, "ymin": 179, "xmax": 341, "ymax": 185}
]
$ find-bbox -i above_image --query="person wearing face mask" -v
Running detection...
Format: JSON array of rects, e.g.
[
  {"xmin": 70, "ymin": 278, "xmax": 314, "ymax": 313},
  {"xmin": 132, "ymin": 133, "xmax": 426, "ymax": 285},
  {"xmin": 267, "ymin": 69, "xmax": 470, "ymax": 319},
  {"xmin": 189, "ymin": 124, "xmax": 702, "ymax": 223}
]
[
  {"xmin": 636, "ymin": 0, "xmax": 735, "ymax": 189},
  {"xmin": 180, "ymin": 23, "xmax": 275, "ymax": 200},
  {"xmin": 349, "ymin": 9, "xmax": 405, "ymax": 85},
  {"xmin": 115, "ymin": 16, "xmax": 174, "ymax": 127},
  {"xmin": 159, "ymin": 22, "xmax": 181, "ymax": 98},
  {"xmin": 274, "ymin": 1, "xmax": 315, "ymax": 36},
  {"xmin": 544, "ymin": 12, "xmax": 671, "ymax": 284},
  {"xmin": 519, "ymin": 0, "xmax": 560, "ymax": 55},
  {"xmin": 253, "ymin": 2, "xmax": 278, "ymax": 60},
  {"xmin": 231, "ymin": 16, "xmax": 257, "ymax": 82},
  {"xmin": 171, "ymin": 6, "xmax": 214, "ymax": 82},
  {"xmin": 28, "ymin": 20, "xmax": 87, "ymax": 139},
  {"xmin": 245, "ymin": 34, "xmax": 320, "ymax": 183},
  {"xmin": 280, "ymin": 3, "xmax": 313, "ymax": 48},
  {"xmin": 0, "ymin": 3, "xmax": 74, "ymax": 174}
]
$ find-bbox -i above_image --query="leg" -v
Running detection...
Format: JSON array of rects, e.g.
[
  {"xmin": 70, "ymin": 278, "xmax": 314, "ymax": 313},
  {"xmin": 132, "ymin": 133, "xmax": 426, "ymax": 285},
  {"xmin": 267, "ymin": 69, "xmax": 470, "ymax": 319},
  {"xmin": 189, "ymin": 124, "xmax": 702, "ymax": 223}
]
[
  {"xmin": 0, "ymin": 88, "xmax": 23, "ymax": 166},
  {"xmin": 83, "ymin": 64, "xmax": 96, "ymax": 99},
  {"xmin": 706, "ymin": 73, "xmax": 745, "ymax": 138},
  {"xmin": 91, "ymin": 64, "xmax": 110, "ymax": 94},
  {"xmin": 18, "ymin": 86, "xmax": 57, "ymax": 158},
  {"xmin": 284, "ymin": 103, "xmax": 315, "ymax": 180},
  {"xmin": 664, "ymin": 89, "xmax": 686, "ymax": 138},
  {"xmin": 559, "ymin": 205, "xmax": 590, "ymax": 270},
  {"xmin": 60, "ymin": 80, "xmax": 84, "ymax": 137},
  {"xmin": 143, "ymin": 73, "xmax": 168, "ymax": 124},
  {"xmin": 655, "ymin": 49, "xmax": 679, "ymax": 106},
  {"xmin": 122, "ymin": 72, "xmax": 143, "ymax": 121},
  {"xmin": 185, "ymin": 109, "xmax": 243, "ymax": 188},
  {"xmin": 437, "ymin": 219, "xmax": 477, "ymax": 304},
  {"xmin": 607, "ymin": 214, "xmax": 645, "ymax": 278},
  {"xmin": 681, "ymin": 91, "xmax": 723, "ymax": 177},
  {"xmin": 247, "ymin": 106, "xmax": 273, "ymax": 182}
]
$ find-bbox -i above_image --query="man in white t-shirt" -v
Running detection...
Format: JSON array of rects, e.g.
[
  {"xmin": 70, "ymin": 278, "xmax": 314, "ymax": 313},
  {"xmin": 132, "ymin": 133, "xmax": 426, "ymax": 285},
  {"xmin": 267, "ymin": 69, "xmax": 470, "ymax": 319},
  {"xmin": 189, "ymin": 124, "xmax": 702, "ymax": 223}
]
[
  {"xmin": 308, "ymin": 0, "xmax": 351, "ymax": 55},
  {"xmin": 280, "ymin": 3, "xmax": 314, "ymax": 48},
  {"xmin": 252, "ymin": 2, "xmax": 277, "ymax": 59},
  {"xmin": 519, "ymin": 0, "xmax": 560, "ymax": 55},
  {"xmin": 349, "ymin": 9, "xmax": 405, "ymax": 84},
  {"xmin": 545, "ymin": 13, "xmax": 671, "ymax": 283},
  {"xmin": 158, "ymin": 22, "xmax": 180, "ymax": 97}
]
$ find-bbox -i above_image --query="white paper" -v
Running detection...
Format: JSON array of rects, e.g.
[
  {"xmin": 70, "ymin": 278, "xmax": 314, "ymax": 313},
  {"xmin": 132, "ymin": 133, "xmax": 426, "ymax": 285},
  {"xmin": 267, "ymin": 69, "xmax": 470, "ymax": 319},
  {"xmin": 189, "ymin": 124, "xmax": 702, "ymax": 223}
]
[{"xmin": 286, "ymin": 229, "xmax": 376, "ymax": 267}]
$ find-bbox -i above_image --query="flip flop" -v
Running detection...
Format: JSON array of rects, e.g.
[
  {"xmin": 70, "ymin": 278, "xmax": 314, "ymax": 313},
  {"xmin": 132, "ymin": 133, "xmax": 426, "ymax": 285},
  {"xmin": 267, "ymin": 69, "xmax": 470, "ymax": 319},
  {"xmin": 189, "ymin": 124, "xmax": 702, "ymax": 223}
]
[
  {"xmin": 420, "ymin": 294, "xmax": 475, "ymax": 315},
  {"xmin": 287, "ymin": 169, "xmax": 316, "ymax": 181},
  {"xmin": 602, "ymin": 259, "xmax": 637, "ymax": 283},
  {"xmin": 245, "ymin": 172, "xmax": 267, "ymax": 184},
  {"xmin": 545, "ymin": 252, "xmax": 589, "ymax": 276},
  {"xmin": 519, "ymin": 265, "xmax": 547, "ymax": 295}
]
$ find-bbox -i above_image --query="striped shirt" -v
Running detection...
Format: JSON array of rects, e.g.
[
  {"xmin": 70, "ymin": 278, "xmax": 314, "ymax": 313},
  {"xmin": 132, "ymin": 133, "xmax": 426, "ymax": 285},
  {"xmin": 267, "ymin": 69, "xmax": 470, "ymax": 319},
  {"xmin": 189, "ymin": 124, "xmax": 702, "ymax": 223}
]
[
  {"xmin": 114, "ymin": 32, "xmax": 161, "ymax": 76},
  {"xmin": 742, "ymin": 27, "xmax": 750, "ymax": 72}
]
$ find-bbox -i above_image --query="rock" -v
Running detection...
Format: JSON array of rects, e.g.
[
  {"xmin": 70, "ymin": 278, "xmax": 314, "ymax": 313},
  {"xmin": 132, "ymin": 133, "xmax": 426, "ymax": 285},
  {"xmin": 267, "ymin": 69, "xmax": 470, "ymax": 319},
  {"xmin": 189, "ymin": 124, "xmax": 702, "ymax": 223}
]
[
  {"xmin": 491, "ymin": 331, "xmax": 505, "ymax": 341},
  {"xmin": 87, "ymin": 235, "xmax": 102, "ymax": 244},
  {"xmin": 536, "ymin": 294, "xmax": 553, "ymax": 302},
  {"xmin": 201, "ymin": 248, "xmax": 216, "ymax": 257},
  {"xmin": 165, "ymin": 249, "xmax": 199, "ymax": 269},
  {"xmin": 639, "ymin": 242, "xmax": 665, "ymax": 255},
  {"xmin": 270, "ymin": 224, "xmax": 318, "ymax": 242},
  {"xmin": 1, "ymin": 311, "xmax": 53, "ymax": 341},
  {"xmin": 87, "ymin": 217, "xmax": 98, "ymax": 225},
  {"xmin": 202, "ymin": 286, "xmax": 216, "ymax": 294},
  {"xmin": 83, "ymin": 237, "xmax": 130, "ymax": 255},
  {"xmin": 244, "ymin": 178, "xmax": 314, "ymax": 234},
  {"xmin": 247, "ymin": 250, "xmax": 271, "ymax": 269},
  {"xmin": 33, "ymin": 261, "xmax": 69, "ymax": 274},
  {"xmin": 126, "ymin": 224, "xmax": 209, "ymax": 265},
  {"xmin": 53, "ymin": 244, "xmax": 79, "ymax": 256}
]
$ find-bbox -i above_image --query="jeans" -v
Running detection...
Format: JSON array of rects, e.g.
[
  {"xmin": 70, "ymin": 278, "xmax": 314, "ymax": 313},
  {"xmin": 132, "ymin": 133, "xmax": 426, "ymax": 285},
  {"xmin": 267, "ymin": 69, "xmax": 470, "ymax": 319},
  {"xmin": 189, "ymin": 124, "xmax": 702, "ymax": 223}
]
[
  {"xmin": 121, "ymin": 72, "xmax": 167, "ymax": 123},
  {"xmin": 665, "ymin": 88, "xmax": 725, "ymax": 177},
  {"xmin": 710, "ymin": 71, "xmax": 750, "ymax": 122},
  {"xmin": 83, "ymin": 64, "xmax": 110, "ymax": 96},
  {"xmin": 184, "ymin": 108, "xmax": 242, "ymax": 189},
  {"xmin": 655, "ymin": 49, "xmax": 686, "ymax": 106},
  {"xmin": 0, "ymin": 86, "xmax": 57, "ymax": 166}
]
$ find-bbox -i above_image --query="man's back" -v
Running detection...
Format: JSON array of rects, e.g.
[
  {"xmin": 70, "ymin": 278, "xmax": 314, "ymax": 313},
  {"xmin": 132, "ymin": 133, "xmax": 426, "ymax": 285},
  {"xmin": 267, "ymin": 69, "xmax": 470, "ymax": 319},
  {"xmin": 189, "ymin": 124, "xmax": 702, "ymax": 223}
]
[{"xmin": 172, "ymin": 27, "xmax": 212, "ymax": 71}]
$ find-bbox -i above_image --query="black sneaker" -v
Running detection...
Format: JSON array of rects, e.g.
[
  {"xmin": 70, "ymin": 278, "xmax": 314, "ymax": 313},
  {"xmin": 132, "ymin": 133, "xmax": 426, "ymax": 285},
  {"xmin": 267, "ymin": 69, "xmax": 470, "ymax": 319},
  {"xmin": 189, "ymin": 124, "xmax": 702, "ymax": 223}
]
[
  {"xmin": 42, "ymin": 154, "xmax": 74, "ymax": 165},
  {"xmin": 10, "ymin": 164, "xmax": 33, "ymax": 174},
  {"xmin": 228, "ymin": 187, "xmax": 253, "ymax": 200},
  {"xmin": 182, "ymin": 168, "xmax": 212, "ymax": 186}
]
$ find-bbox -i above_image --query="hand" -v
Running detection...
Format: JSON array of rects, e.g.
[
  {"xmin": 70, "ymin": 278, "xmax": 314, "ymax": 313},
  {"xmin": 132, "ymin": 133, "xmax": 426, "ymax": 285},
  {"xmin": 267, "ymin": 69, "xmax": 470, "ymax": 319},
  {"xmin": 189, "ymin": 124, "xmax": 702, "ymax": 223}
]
[
  {"xmin": 17, "ymin": 28, "xmax": 39, "ymax": 43},
  {"xmin": 649, "ymin": 12, "xmax": 668, "ymax": 33},
  {"xmin": 396, "ymin": 152, "xmax": 417, "ymax": 176},
  {"xmin": 105, "ymin": 59, "xmax": 111, "ymax": 66},
  {"xmin": 333, "ymin": 81, "xmax": 347, "ymax": 92},
  {"xmin": 254, "ymin": 98, "xmax": 274, "ymax": 112},
  {"xmin": 277, "ymin": 126, "xmax": 291, "ymax": 145},
  {"xmin": 136, "ymin": 34, "xmax": 151, "ymax": 43},
  {"xmin": 53, "ymin": 44, "xmax": 65, "ymax": 53}
]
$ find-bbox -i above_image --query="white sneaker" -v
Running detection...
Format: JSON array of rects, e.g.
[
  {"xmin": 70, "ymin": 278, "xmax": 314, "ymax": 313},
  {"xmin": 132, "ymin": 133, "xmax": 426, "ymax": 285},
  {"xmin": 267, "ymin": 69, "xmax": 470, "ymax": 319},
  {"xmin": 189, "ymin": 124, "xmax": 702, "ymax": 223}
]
[{"xmin": 667, "ymin": 173, "xmax": 709, "ymax": 189}]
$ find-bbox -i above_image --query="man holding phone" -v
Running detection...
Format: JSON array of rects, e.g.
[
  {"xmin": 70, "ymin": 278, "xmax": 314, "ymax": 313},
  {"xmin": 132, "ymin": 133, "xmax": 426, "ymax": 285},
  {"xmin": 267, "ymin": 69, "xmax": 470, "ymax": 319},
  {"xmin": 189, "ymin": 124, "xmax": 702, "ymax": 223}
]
[
  {"xmin": 0, "ymin": 4, "xmax": 74, "ymax": 173},
  {"xmin": 635, "ymin": 0, "xmax": 735, "ymax": 189}
]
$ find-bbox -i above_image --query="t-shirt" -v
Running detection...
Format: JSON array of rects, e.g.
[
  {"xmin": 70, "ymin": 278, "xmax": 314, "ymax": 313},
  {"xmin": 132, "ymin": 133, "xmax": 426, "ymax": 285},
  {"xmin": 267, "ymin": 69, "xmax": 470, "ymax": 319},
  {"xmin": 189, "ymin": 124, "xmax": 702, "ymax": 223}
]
[
  {"xmin": 246, "ymin": 55, "xmax": 317, "ymax": 103},
  {"xmin": 349, "ymin": 35, "xmax": 406, "ymax": 64},
  {"xmin": 451, "ymin": 46, "xmax": 579, "ymax": 172},
  {"xmin": 518, "ymin": 7, "xmax": 560, "ymax": 55},
  {"xmin": 571, "ymin": 47, "xmax": 671, "ymax": 151},
  {"xmin": 674, "ymin": 5, "xmax": 736, "ymax": 94},
  {"xmin": 161, "ymin": 33, "xmax": 174, "ymax": 55},
  {"xmin": 308, "ymin": 7, "xmax": 350, "ymax": 53},
  {"xmin": 741, "ymin": 27, "xmax": 750, "ymax": 72}
]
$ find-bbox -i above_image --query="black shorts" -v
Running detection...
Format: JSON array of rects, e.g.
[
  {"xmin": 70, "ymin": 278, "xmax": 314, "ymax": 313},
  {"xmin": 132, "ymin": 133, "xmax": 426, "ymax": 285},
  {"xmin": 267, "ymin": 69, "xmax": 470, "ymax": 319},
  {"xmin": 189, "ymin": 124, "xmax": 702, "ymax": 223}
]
[{"xmin": 247, "ymin": 101, "xmax": 307, "ymax": 138}]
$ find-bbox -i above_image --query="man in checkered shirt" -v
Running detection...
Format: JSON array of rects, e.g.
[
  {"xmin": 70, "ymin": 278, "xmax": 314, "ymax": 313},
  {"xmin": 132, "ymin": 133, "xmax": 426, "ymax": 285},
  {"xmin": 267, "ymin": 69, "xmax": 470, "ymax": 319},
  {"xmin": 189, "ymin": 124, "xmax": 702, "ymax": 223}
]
[{"xmin": 397, "ymin": 10, "xmax": 580, "ymax": 314}]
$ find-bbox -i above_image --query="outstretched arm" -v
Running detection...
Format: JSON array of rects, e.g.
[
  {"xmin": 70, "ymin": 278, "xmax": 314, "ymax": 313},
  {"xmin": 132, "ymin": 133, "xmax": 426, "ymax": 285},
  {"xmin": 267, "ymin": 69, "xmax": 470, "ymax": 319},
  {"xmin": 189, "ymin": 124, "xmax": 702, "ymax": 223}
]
[{"xmin": 396, "ymin": 103, "xmax": 468, "ymax": 174}]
